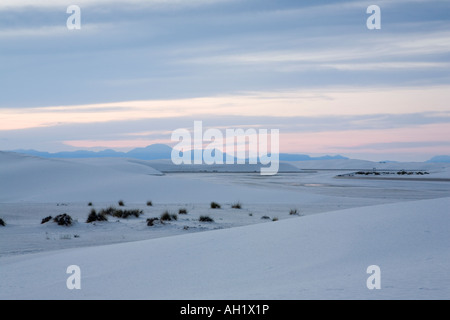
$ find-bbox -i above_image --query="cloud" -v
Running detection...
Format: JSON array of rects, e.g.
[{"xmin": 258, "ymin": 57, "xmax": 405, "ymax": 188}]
[
  {"xmin": 1, "ymin": 0, "xmax": 449, "ymax": 108},
  {"xmin": 63, "ymin": 138, "xmax": 172, "ymax": 149},
  {"xmin": 316, "ymin": 62, "xmax": 450, "ymax": 71},
  {"xmin": 1, "ymin": 91, "xmax": 449, "ymax": 156},
  {"xmin": 182, "ymin": 30, "xmax": 450, "ymax": 67},
  {"xmin": 279, "ymin": 123, "xmax": 450, "ymax": 155},
  {"xmin": 0, "ymin": 23, "xmax": 107, "ymax": 38},
  {"xmin": 337, "ymin": 140, "xmax": 450, "ymax": 151},
  {"xmin": 1, "ymin": 85, "xmax": 450, "ymax": 131},
  {"xmin": 0, "ymin": 0, "xmax": 232, "ymax": 11}
]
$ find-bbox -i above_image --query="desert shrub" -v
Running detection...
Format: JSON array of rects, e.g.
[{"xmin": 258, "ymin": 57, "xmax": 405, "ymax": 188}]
[
  {"xmin": 99, "ymin": 206, "xmax": 116, "ymax": 216},
  {"xmin": 289, "ymin": 208, "xmax": 299, "ymax": 215},
  {"xmin": 146, "ymin": 201, "xmax": 153, "ymax": 206},
  {"xmin": 41, "ymin": 216, "xmax": 53, "ymax": 224},
  {"xmin": 178, "ymin": 208, "xmax": 188, "ymax": 214},
  {"xmin": 199, "ymin": 215, "xmax": 214, "ymax": 222},
  {"xmin": 53, "ymin": 213, "xmax": 73, "ymax": 226},
  {"xmin": 231, "ymin": 202, "xmax": 242, "ymax": 209},
  {"xmin": 86, "ymin": 209, "xmax": 97, "ymax": 223},
  {"xmin": 261, "ymin": 215, "xmax": 270, "ymax": 220},
  {"xmin": 160, "ymin": 211, "xmax": 177, "ymax": 221},
  {"xmin": 0, "ymin": 218, "xmax": 5, "ymax": 226},
  {"xmin": 120, "ymin": 209, "xmax": 143, "ymax": 218},
  {"xmin": 118, "ymin": 200, "xmax": 125, "ymax": 207},
  {"xmin": 160, "ymin": 211, "xmax": 171, "ymax": 221},
  {"xmin": 99, "ymin": 207, "xmax": 142, "ymax": 219},
  {"xmin": 146, "ymin": 217, "xmax": 159, "ymax": 226},
  {"xmin": 210, "ymin": 202, "xmax": 221, "ymax": 209},
  {"xmin": 86, "ymin": 209, "xmax": 108, "ymax": 223}
]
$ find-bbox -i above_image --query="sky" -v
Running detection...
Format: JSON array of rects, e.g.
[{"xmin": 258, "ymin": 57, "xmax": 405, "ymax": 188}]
[{"xmin": 0, "ymin": 0, "xmax": 449, "ymax": 161}]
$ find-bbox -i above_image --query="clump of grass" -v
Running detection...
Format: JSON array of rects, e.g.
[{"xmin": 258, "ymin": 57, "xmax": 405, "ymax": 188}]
[
  {"xmin": 289, "ymin": 208, "xmax": 299, "ymax": 215},
  {"xmin": 146, "ymin": 201, "xmax": 153, "ymax": 206},
  {"xmin": 98, "ymin": 207, "xmax": 143, "ymax": 219},
  {"xmin": 272, "ymin": 217, "xmax": 279, "ymax": 222},
  {"xmin": 210, "ymin": 201, "xmax": 221, "ymax": 209},
  {"xmin": 199, "ymin": 215, "xmax": 214, "ymax": 222},
  {"xmin": 86, "ymin": 209, "xmax": 108, "ymax": 223},
  {"xmin": 118, "ymin": 200, "xmax": 125, "ymax": 207},
  {"xmin": 261, "ymin": 215, "xmax": 270, "ymax": 220},
  {"xmin": 120, "ymin": 209, "xmax": 143, "ymax": 218},
  {"xmin": 98, "ymin": 206, "xmax": 116, "ymax": 216},
  {"xmin": 160, "ymin": 211, "xmax": 178, "ymax": 221},
  {"xmin": 231, "ymin": 202, "xmax": 242, "ymax": 209},
  {"xmin": 0, "ymin": 218, "xmax": 5, "ymax": 226},
  {"xmin": 178, "ymin": 208, "xmax": 188, "ymax": 214},
  {"xmin": 53, "ymin": 213, "xmax": 73, "ymax": 226},
  {"xmin": 41, "ymin": 216, "xmax": 53, "ymax": 224},
  {"xmin": 146, "ymin": 217, "xmax": 159, "ymax": 226}
]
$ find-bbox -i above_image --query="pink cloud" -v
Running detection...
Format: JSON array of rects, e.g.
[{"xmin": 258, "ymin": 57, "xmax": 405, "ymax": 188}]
[
  {"xmin": 64, "ymin": 138, "xmax": 173, "ymax": 149},
  {"xmin": 279, "ymin": 123, "xmax": 450, "ymax": 155}
]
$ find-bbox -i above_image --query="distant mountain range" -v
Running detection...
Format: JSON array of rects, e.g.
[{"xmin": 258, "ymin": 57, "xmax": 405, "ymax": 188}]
[
  {"xmin": 12, "ymin": 144, "xmax": 174, "ymax": 160},
  {"xmin": 10, "ymin": 144, "xmax": 350, "ymax": 162},
  {"xmin": 426, "ymin": 155, "xmax": 450, "ymax": 163}
]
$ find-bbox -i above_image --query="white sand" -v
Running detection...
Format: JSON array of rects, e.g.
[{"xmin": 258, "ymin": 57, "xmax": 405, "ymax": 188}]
[{"xmin": 1, "ymin": 152, "xmax": 449, "ymax": 299}]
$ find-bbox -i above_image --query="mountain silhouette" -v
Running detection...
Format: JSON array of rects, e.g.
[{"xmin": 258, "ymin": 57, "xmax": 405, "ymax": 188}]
[{"xmin": 10, "ymin": 144, "xmax": 349, "ymax": 161}]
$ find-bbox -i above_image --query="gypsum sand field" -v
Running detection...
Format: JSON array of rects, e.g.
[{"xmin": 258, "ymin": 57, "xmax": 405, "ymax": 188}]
[
  {"xmin": 1, "ymin": 153, "xmax": 450, "ymax": 299},
  {"xmin": 1, "ymin": 153, "xmax": 450, "ymax": 257}
]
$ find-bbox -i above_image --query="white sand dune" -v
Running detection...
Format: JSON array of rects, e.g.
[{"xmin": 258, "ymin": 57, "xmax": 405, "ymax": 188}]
[
  {"xmin": 1, "ymin": 197, "xmax": 449, "ymax": 300},
  {"xmin": 1, "ymin": 151, "xmax": 449, "ymax": 299},
  {"xmin": 0, "ymin": 152, "xmax": 313, "ymax": 203}
]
